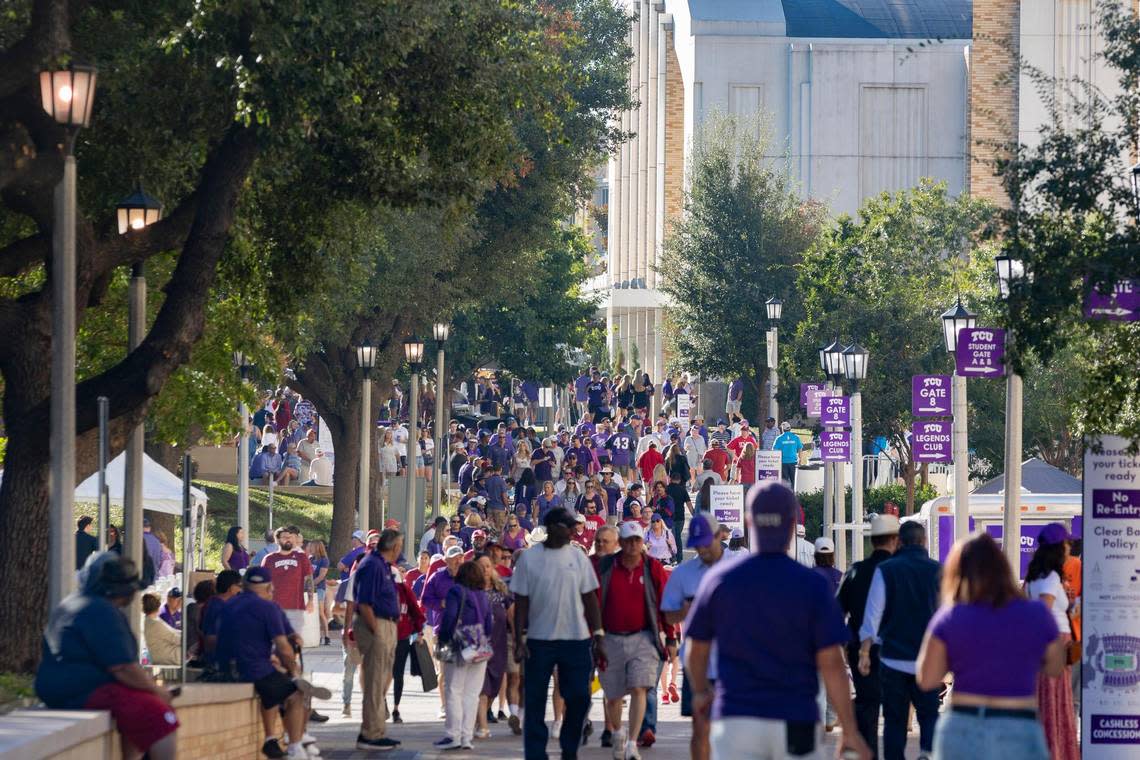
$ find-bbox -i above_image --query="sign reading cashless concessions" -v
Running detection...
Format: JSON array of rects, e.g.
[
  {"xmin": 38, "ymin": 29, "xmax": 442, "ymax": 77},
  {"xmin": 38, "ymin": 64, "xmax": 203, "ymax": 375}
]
[{"xmin": 1082, "ymin": 436, "xmax": 1140, "ymax": 755}]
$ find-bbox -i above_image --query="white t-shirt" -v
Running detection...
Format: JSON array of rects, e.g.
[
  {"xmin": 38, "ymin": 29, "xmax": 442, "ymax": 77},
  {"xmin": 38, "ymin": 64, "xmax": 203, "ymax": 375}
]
[
  {"xmin": 509, "ymin": 543, "xmax": 599, "ymax": 640},
  {"xmin": 1027, "ymin": 571, "xmax": 1070, "ymax": 634}
]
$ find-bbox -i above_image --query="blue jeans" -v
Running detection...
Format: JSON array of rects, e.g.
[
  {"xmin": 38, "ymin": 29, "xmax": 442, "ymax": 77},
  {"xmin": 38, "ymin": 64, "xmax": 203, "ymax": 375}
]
[
  {"xmin": 933, "ymin": 709, "xmax": 1049, "ymax": 760},
  {"xmin": 524, "ymin": 639, "xmax": 593, "ymax": 760},
  {"xmin": 880, "ymin": 664, "xmax": 939, "ymax": 760},
  {"xmin": 640, "ymin": 660, "xmax": 665, "ymax": 734}
]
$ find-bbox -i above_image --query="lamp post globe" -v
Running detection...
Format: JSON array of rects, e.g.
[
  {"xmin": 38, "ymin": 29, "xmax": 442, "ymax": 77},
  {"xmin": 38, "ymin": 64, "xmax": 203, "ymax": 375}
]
[
  {"xmin": 765, "ymin": 296, "xmax": 783, "ymax": 322},
  {"xmin": 433, "ymin": 322, "xmax": 450, "ymax": 346},
  {"xmin": 841, "ymin": 342, "xmax": 869, "ymax": 384},
  {"xmin": 116, "ymin": 184, "xmax": 163, "ymax": 234},
  {"xmin": 356, "ymin": 341, "xmax": 378, "ymax": 374},
  {"xmin": 39, "ymin": 63, "xmax": 98, "ymax": 129},
  {"xmin": 403, "ymin": 335, "xmax": 424, "ymax": 368},
  {"xmin": 940, "ymin": 298, "xmax": 976, "ymax": 354},
  {"xmin": 823, "ymin": 338, "xmax": 845, "ymax": 380},
  {"xmin": 1130, "ymin": 162, "xmax": 1140, "ymax": 217},
  {"xmin": 994, "ymin": 254, "xmax": 1025, "ymax": 300}
]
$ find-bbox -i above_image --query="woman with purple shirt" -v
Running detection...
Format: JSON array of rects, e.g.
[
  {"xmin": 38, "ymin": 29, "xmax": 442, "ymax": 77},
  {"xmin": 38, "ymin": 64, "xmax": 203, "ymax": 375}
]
[
  {"xmin": 221, "ymin": 526, "xmax": 250, "ymax": 571},
  {"xmin": 435, "ymin": 561, "xmax": 494, "ymax": 751},
  {"xmin": 916, "ymin": 532, "xmax": 1066, "ymax": 760}
]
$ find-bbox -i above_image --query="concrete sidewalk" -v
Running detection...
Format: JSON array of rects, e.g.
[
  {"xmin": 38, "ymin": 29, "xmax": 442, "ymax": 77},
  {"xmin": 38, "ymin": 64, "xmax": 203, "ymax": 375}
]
[{"xmin": 300, "ymin": 637, "xmax": 918, "ymax": 759}]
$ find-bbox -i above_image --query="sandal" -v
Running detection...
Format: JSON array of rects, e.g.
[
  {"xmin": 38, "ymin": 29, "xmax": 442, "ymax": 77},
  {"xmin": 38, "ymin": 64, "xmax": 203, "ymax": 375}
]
[{"xmin": 668, "ymin": 683, "xmax": 679, "ymax": 703}]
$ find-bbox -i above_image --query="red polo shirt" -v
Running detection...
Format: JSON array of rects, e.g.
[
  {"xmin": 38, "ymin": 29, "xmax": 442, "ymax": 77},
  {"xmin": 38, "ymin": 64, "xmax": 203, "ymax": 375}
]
[
  {"xmin": 595, "ymin": 554, "xmax": 668, "ymax": 634},
  {"xmin": 705, "ymin": 447, "xmax": 731, "ymax": 479}
]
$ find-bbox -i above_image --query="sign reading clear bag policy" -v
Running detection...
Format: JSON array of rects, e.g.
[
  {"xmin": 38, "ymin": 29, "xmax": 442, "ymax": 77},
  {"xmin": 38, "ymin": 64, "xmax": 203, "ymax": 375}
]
[{"xmin": 1082, "ymin": 437, "xmax": 1140, "ymax": 755}]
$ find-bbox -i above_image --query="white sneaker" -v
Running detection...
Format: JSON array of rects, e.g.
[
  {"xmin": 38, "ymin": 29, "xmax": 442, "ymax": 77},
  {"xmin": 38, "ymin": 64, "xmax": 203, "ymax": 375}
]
[
  {"xmin": 341, "ymin": 704, "xmax": 351, "ymax": 717},
  {"xmin": 286, "ymin": 744, "xmax": 308, "ymax": 759},
  {"xmin": 305, "ymin": 744, "xmax": 322, "ymax": 758},
  {"xmin": 460, "ymin": 740, "xmax": 474, "ymax": 750},
  {"xmin": 437, "ymin": 707, "xmax": 447, "ymax": 719},
  {"xmin": 301, "ymin": 734, "xmax": 318, "ymax": 747},
  {"xmin": 612, "ymin": 729, "xmax": 627, "ymax": 760},
  {"xmin": 624, "ymin": 739, "xmax": 641, "ymax": 760},
  {"xmin": 552, "ymin": 719, "xmax": 562, "ymax": 738}
]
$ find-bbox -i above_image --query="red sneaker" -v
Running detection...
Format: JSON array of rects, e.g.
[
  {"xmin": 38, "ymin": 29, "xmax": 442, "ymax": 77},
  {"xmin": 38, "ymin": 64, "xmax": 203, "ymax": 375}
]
[
  {"xmin": 668, "ymin": 684, "xmax": 680, "ymax": 703},
  {"xmin": 638, "ymin": 728, "xmax": 656, "ymax": 748}
]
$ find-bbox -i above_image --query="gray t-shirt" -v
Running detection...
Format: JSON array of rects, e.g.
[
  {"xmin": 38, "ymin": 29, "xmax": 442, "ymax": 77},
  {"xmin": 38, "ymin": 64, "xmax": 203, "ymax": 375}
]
[{"xmin": 509, "ymin": 543, "xmax": 599, "ymax": 640}]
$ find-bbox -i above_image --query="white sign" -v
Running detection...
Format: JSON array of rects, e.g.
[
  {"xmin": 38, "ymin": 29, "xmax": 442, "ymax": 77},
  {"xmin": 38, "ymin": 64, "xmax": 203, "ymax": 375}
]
[
  {"xmin": 756, "ymin": 450, "xmax": 781, "ymax": 483},
  {"xmin": 676, "ymin": 394, "xmax": 692, "ymax": 431},
  {"xmin": 709, "ymin": 484, "xmax": 744, "ymax": 535},
  {"xmin": 1082, "ymin": 436, "xmax": 1140, "ymax": 756},
  {"xmin": 539, "ymin": 387, "xmax": 555, "ymax": 407}
]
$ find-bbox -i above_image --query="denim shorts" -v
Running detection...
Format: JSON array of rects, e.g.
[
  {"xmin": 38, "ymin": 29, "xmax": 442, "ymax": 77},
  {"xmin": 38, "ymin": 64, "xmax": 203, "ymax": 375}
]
[{"xmin": 933, "ymin": 708, "xmax": 1049, "ymax": 760}]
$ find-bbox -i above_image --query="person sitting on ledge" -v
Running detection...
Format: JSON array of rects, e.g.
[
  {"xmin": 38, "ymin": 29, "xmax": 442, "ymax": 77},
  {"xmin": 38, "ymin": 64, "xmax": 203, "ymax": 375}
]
[{"xmin": 35, "ymin": 551, "xmax": 179, "ymax": 760}]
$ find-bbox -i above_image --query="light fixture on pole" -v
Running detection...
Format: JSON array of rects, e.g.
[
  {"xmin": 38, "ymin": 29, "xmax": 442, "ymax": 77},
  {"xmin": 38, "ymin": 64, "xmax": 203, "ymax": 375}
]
[
  {"xmin": 765, "ymin": 297, "xmax": 782, "ymax": 423},
  {"xmin": 818, "ymin": 337, "xmax": 838, "ymax": 560},
  {"xmin": 234, "ymin": 351, "xmax": 254, "ymax": 537},
  {"xmin": 432, "ymin": 322, "xmax": 450, "ymax": 519},
  {"xmin": 822, "ymin": 337, "xmax": 847, "ymax": 567},
  {"xmin": 994, "ymin": 255, "xmax": 1026, "ymax": 573},
  {"xmin": 843, "ymin": 341, "xmax": 869, "ymax": 563},
  {"xmin": 356, "ymin": 341, "xmax": 378, "ymax": 533},
  {"xmin": 42, "ymin": 61, "xmax": 97, "ymax": 609},
  {"xmin": 941, "ymin": 297, "xmax": 976, "ymax": 548},
  {"xmin": 118, "ymin": 183, "xmax": 162, "ymax": 603},
  {"xmin": 1130, "ymin": 162, "xmax": 1140, "ymax": 218},
  {"xmin": 403, "ymin": 335, "xmax": 424, "ymax": 540}
]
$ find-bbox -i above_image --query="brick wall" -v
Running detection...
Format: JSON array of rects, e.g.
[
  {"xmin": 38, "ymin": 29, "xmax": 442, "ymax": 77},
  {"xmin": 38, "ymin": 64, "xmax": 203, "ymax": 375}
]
[
  {"xmin": 172, "ymin": 684, "xmax": 262, "ymax": 760},
  {"xmin": 662, "ymin": 28, "xmax": 685, "ymax": 232},
  {"xmin": 968, "ymin": 0, "xmax": 1020, "ymax": 207}
]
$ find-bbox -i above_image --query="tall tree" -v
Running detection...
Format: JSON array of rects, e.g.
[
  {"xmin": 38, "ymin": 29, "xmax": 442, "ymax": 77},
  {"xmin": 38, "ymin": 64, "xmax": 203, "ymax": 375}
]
[
  {"xmin": 994, "ymin": 0, "xmax": 1140, "ymax": 446},
  {"xmin": 790, "ymin": 181, "xmax": 995, "ymax": 513},
  {"xmin": 0, "ymin": 0, "xmax": 586, "ymax": 671},
  {"xmin": 658, "ymin": 111, "xmax": 825, "ymax": 420}
]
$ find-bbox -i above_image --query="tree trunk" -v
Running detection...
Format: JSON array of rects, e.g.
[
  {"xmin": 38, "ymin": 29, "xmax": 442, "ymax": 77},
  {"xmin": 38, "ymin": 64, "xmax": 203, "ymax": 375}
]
[
  {"xmin": 919, "ymin": 462, "xmax": 929, "ymax": 488},
  {"xmin": 326, "ymin": 412, "xmax": 359, "ymax": 563}
]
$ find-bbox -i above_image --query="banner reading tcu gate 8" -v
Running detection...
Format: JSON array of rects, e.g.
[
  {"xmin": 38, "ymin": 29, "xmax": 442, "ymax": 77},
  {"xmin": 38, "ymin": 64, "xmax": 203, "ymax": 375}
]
[{"xmin": 1082, "ymin": 436, "xmax": 1140, "ymax": 755}]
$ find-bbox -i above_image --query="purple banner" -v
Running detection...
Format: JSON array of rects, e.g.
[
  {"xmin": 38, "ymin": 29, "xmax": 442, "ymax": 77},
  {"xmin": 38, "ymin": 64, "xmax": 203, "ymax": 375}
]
[
  {"xmin": 912, "ymin": 374, "xmax": 951, "ymax": 417},
  {"xmin": 985, "ymin": 524, "xmax": 1044, "ymax": 578},
  {"xmin": 937, "ymin": 514, "xmax": 955, "ymax": 563},
  {"xmin": 820, "ymin": 396, "xmax": 850, "ymax": 427},
  {"xmin": 806, "ymin": 389, "xmax": 827, "ymax": 418},
  {"xmin": 1090, "ymin": 715, "xmax": 1140, "ymax": 744},
  {"xmin": 1085, "ymin": 279, "xmax": 1140, "ymax": 322},
  {"xmin": 912, "ymin": 421, "xmax": 952, "ymax": 463},
  {"xmin": 955, "ymin": 328, "xmax": 1006, "ymax": 378},
  {"xmin": 820, "ymin": 430, "xmax": 850, "ymax": 462},
  {"xmin": 800, "ymin": 382, "xmax": 826, "ymax": 408},
  {"xmin": 1091, "ymin": 489, "xmax": 1140, "ymax": 519}
]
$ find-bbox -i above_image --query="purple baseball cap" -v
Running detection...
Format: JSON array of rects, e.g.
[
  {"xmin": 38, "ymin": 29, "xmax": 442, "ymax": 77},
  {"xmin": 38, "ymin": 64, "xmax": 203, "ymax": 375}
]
[
  {"xmin": 1038, "ymin": 522, "xmax": 1071, "ymax": 547},
  {"xmin": 746, "ymin": 480, "xmax": 798, "ymax": 553}
]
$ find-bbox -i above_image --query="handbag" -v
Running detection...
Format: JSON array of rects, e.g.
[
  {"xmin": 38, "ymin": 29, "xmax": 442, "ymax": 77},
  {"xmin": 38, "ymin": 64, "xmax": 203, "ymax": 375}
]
[
  {"xmin": 434, "ymin": 587, "xmax": 494, "ymax": 664},
  {"xmin": 413, "ymin": 637, "xmax": 439, "ymax": 691}
]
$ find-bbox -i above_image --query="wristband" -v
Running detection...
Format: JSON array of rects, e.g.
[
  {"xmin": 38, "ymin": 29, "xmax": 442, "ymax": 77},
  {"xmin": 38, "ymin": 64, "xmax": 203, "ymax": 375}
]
[{"xmin": 592, "ymin": 629, "xmax": 605, "ymax": 638}]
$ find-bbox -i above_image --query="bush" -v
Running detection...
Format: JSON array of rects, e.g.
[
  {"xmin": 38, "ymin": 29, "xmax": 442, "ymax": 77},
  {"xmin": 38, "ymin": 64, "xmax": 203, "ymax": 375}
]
[{"xmin": 796, "ymin": 483, "xmax": 939, "ymax": 543}]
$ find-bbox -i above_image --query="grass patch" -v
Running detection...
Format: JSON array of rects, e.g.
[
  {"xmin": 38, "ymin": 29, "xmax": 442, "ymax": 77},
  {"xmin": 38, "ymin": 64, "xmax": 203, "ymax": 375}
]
[{"xmin": 0, "ymin": 671, "xmax": 35, "ymax": 713}]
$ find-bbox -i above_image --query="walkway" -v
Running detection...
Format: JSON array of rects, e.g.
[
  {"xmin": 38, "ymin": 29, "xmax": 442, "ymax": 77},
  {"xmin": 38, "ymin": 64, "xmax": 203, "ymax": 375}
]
[{"xmin": 301, "ymin": 638, "xmax": 919, "ymax": 759}]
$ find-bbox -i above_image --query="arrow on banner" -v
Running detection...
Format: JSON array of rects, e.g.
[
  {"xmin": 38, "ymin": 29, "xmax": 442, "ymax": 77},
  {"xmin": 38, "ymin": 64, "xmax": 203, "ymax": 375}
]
[
  {"xmin": 969, "ymin": 366, "xmax": 1000, "ymax": 374},
  {"xmin": 1090, "ymin": 307, "xmax": 1133, "ymax": 318},
  {"xmin": 918, "ymin": 406, "xmax": 948, "ymax": 414}
]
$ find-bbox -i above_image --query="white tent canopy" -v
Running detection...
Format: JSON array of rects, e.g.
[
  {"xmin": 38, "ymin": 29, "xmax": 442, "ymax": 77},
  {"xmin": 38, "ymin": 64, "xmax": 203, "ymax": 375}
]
[
  {"xmin": 75, "ymin": 451, "xmax": 208, "ymax": 515},
  {"xmin": 0, "ymin": 452, "xmax": 207, "ymax": 514}
]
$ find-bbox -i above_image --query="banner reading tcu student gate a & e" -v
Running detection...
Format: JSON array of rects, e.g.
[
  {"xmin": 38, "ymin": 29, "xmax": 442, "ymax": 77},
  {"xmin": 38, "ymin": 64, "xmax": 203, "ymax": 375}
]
[{"xmin": 1082, "ymin": 436, "xmax": 1140, "ymax": 755}]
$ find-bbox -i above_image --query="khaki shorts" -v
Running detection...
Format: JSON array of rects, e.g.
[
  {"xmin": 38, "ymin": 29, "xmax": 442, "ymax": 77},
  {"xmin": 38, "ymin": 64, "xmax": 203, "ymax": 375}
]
[
  {"xmin": 506, "ymin": 634, "xmax": 520, "ymax": 674},
  {"xmin": 598, "ymin": 631, "xmax": 660, "ymax": 698}
]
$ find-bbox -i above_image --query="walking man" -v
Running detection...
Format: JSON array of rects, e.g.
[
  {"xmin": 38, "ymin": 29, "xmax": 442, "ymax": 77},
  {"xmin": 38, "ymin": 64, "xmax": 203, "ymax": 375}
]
[
  {"xmin": 352, "ymin": 528, "xmax": 404, "ymax": 752},
  {"xmin": 772, "ymin": 423, "xmax": 803, "ymax": 484},
  {"xmin": 511, "ymin": 507, "xmax": 607, "ymax": 760},
  {"xmin": 660, "ymin": 513, "xmax": 727, "ymax": 760},
  {"xmin": 837, "ymin": 513, "xmax": 900, "ymax": 758},
  {"xmin": 595, "ymin": 521, "xmax": 670, "ymax": 760},
  {"xmin": 684, "ymin": 481, "xmax": 870, "ymax": 760},
  {"xmin": 858, "ymin": 520, "xmax": 940, "ymax": 760}
]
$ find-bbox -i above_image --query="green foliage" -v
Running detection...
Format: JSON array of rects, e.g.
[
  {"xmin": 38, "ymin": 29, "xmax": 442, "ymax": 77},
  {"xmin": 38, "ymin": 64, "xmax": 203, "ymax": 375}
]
[
  {"xmin": 797, "ymin": 483, "xmax": 938, "ymax": 541},
  {"xmin": 994, "ymin": 0, "xmax": 1140, "ymax": 446},
  {"xmin": 659, "ymin": 112, "xmax": 825, "ymax": 408},
  {"xmin": 791, "ymin": 181, "xmax": 996, "ymax": 464}
]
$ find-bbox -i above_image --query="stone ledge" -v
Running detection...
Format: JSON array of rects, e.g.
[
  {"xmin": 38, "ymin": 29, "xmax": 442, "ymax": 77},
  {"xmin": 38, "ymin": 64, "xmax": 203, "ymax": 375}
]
[
  {"xmin": 171, "ymin": 682, "xmax": 254, "ymax": 708},
  {"xmin": 0, "ymin": 709, "xmax": 114, "ymax": 760}
]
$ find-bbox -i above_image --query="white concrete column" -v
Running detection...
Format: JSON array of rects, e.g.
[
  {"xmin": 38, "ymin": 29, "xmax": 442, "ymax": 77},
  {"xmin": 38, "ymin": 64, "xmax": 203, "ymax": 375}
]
[
  {"xmin": 656, "ymin": 12, "xmax": 669, "ymax": 256},
  {"xmin": 628, "ymin": 8, "xmax": 641, "ymax": 285},
  {"xmin": 638, "ymin": 0, "xmax": 650, "ymax": 286},
  {"xmin": 646, "ymin": 2, "xmax": 660, "ymax": 290}
]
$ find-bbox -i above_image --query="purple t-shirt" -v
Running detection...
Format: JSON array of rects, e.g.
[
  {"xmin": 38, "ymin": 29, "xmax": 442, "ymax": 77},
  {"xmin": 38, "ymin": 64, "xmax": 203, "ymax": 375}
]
[
  {"xmin": 685, "ymin": 553, "xmax": 849, "ymax": 722},
  {"xmin": 606, "ymin": 432, "xmax": 635, "ymax": 467},
  {"xmin": 929, "ymin": 599, "xmax": 1058, "ymax": 697},
  {"xmin": 574, "ymin": 375, "xmax": 590, "ymax": 402}
]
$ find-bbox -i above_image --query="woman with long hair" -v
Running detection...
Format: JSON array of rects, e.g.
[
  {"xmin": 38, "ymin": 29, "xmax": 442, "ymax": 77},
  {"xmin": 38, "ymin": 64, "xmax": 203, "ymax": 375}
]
[
  {"xmin": 695, "ymin": 476, "xmax": 714, "ymax": 514},
  {"xmin": 378, "ymin": 428, "xmax": 400, "ymax": 503},
  {"xmin": 154, "ymin": 531, "xmax": 176, "ymax": 578},
  {"xmin": 735, "ymin": 441, "xmax": 757, "ymax": 485},
  {"xmin": 106, "ymin": 524, "xmax": 123, "ymax": 554},
  {"xmin": 1023, "ymin": 524, "xmax": 1079, "ymax": 760},
  {"xmin": 474, "ymin": 553, "xmax": 513, "ymax": 739},
  {"xmin": 512, "ymin": 440, "xmax": 532, "ymax": 483},
  {"xmin": 632, "ymin": 373, "xmax": 653, "ymax": 417},
  {"xmin": 221, "ymin": 526, "xmax": 249, "ymax": 571},
  {"xmin": 645, "ymin": 513, "xmax": 676, "ymax": 563},
  {"xmin": 434, "ymin": 560, "xmax": 494, "ymax": 751},
  {"xmin": 916, "ymin": 531, "xmax": 1067, "ymax": 760},
  {"xmin": 418, "ymin": 427, "xmax": 434, "ymax": 482},
  {"xmin": 615, "ymin": 374, "xmax": 634, "ymax": 422},
  {"xmin": 647, "ymin": 480, "xmax": 675, "ymax": 530},
  {"xmin": 501, "ymin": 513, "xmax": 529, "ymax": 551},
  {"xmin": 534, "ymin": 480, "xmax": 562, "ymax": 522},
  {"xmin": 309, "ymin": 539, "xmax": 331, "ymax": 645}
]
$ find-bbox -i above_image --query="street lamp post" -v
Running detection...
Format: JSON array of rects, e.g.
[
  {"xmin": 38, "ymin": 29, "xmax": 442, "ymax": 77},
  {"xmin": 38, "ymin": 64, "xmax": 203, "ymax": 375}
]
[
  {"xmin": 941, "ymin": 298, "xmax": 977, "ymax": 548},
  {"xmin": 404, "ymin": 336, "xmax": 425, "ymax": 541},
  {"xmin": 995, "ymin": 255, "xmax": 1025, "ymax": 573},
  {"xmin": 356, "ymin": 342, "xmax": 377, "ymax": 533},
  {"xmin": 766, "ymin": 297, "xmax": 782, "ymax": 422},
  {"xmin": 843, "ymin": 341, "xmax": 869, "ymax": 562},
  {"xmin": 432, "ymin": 323, "xmax": 450, "ymax": 519},
  {"xmin": 818, "ymin": 340, "xmax": 835, "ymax": 548},
  {"xmin": 42, "ymin": 62, "xmax": 97, "ymax": 608},
  {"xmin": 823, "ymin": 339, "xmax": 847, "ymax": 568},
  {"xmin": 233, "ymin": 352, "xmax": 254, "ymax": 535},
  {"xmin": 117, "ymin": 184, "xmax": 162, "ymax": 597}
]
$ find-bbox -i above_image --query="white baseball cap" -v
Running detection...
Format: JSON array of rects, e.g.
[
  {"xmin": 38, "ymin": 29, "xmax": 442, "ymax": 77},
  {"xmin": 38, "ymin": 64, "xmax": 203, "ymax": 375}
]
[
  {"xmin": 870, "ymin": 513, "xmax": 901, "ymax": 537},
  {"xmin": 445, "ymin": 546, "xmax": 465, "ymax": 559},
  {"xmin": 619, "ymin": 521, "xmax": 645, "ymax": 540},
  {"xmin": 814, "ymin": 537, "xmax": 835, "ymax": 554}
]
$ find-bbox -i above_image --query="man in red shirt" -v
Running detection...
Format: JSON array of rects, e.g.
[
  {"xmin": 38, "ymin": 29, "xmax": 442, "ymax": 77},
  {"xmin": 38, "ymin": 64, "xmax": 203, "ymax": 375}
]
[
  {"xmin": 263, "ymin": 526, "xmax": 315, "ymax": 630},
  {"xmin": 570, "ymin": 513, "xmax": 596, "ymax": 552},
  {"xmin": 637, "ymin": 441, "xmax": 664, "ymax": 484},
  {"xmin": 593, "ymin": 521, "xmax": 670, "ymax": 760},
  {"xmin": 727, "ymin": 421, "xmax": 757, "ymax": 458},
  {"xmin": 704, "ymin": 439, "xmax": 732, "ymax": 481}
]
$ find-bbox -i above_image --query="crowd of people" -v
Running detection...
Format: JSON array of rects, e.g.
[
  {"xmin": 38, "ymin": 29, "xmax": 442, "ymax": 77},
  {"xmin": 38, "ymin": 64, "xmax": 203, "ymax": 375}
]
[{"xmin": 38, "ymin": 366, "xmax": 1083, "ymax": 760}]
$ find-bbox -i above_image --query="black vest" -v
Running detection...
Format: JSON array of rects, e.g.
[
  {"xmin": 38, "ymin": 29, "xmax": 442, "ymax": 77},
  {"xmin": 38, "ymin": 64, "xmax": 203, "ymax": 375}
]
[
  {"xmin": 878, "ymin": 545, "xmax": 941, "ymax": 662},
  {"xmin": 837, "ymin": 548, "xmax": 893, "ymax": 642}
]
